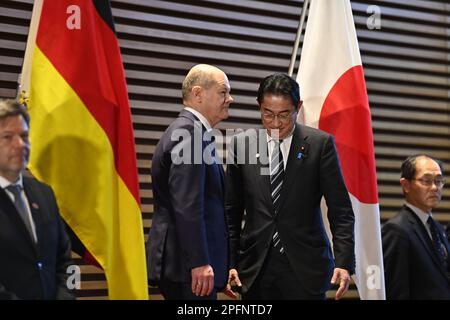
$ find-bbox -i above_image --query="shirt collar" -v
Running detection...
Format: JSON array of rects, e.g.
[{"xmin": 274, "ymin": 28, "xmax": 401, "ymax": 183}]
[
  {"xmin": 184, "ymin": 107, "xmax": 212, "ymax": 132},
  {"xmin": 0, "ymin": 174, "xmax": 23, "ymax": 189},
  {"xmin": 405, "ymin": 201, "xmax": 432, "ymax": 225},
  {"xmin": 266, "ymin": 125, "xmax": 295, "ymax": 144}
]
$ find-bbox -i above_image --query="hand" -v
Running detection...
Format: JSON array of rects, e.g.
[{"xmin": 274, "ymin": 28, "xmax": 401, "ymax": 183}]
[
  {"xmin": 222, "ymin": 268, "xmax": 242, "ymax": 299},
  {"xmin": 331, "ymin": 268, "xmax": 350, "ymax": 300},
  {"xmin": 191, "ymin": 265, "xmax": 214, "ymax": 297}
]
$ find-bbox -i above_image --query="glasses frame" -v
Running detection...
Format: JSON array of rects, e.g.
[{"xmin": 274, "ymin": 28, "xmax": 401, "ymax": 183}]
[
  {"xmin": 411, "ymin": 177, "xmax": 446, "ymax": 188},
  {"xmin": 261, "ymin": 111, "xmax": 296, "ymax": 122}
]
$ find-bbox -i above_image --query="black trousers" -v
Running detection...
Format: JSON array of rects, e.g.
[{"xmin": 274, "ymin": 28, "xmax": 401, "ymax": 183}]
[
  {"xmin": 243, "ymin": 246, "xmax": 326, "ymax": 300},
  {"xmin": 159, "ymin": 279, "xmax": 217, "ymax": 300}
]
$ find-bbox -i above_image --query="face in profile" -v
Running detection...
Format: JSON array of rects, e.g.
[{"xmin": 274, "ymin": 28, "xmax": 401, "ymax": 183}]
[
  {"xmin": 0, "ymin": 115, "xmax": 30, "ymax": 182},
  {"xmin": 202, "ymin": 71, "xmax": 233, "ymax": 127},
  {"xmin": 259, "ymin": 94, "xmax": 300, "ymax": 140}
]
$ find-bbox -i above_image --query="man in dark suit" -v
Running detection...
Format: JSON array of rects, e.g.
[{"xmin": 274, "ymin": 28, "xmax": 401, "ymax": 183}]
[
  {"xmin": 225, "ymin": 73, "xmax": 355, "ymax": 300},
  {"xmin": 447, "ymin": 223, "xmax": 450, "ymax": 243},
  {"xmin": 146, "ymin": 64, "xmax": 234, "ymax": 299},
  {"xmin": 382, "ymin": 155, "xmax": 450, "ymax": 299},
  {"xmin": 0, "ymin": 99, "xmax": 74, "ymax": 300}
]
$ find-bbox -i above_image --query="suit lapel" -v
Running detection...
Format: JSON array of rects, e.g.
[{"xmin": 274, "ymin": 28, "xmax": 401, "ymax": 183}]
[
  {"xmin": 253, "ymin": 132, "xmax": 272, "ymax": 209},
  {"xmin": 23, "ymin": 178, "xmax": 42, "ymax": 248},
  {"xmin": 182, "ymin": 109, "xmax": 226, "ymax": 197},
  {"xmin": 217, "ymin": 162, "xmax": 225, "ymax": 197},
  {"xmin": 406, "ymin": 207, "xmax": 449, "ymax": 279},
  {"xmin": 0, "ymin": 182, "xmax": 37, "ymax": 250},
  {"xmin": 277, "ymin": 125, "xmax": 309, "ymax": 215},
  {"xmin": 208, "ymin": 133, "xmax": 226, "ymax": 197}
]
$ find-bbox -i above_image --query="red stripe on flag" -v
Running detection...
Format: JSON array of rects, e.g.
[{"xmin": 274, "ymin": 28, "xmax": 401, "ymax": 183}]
[
  {"xmin": 35, "ymin": 0, "xmax": 140, "ymax": 202},
  {"xmin": 319, "ymin": 66, "xmax": 378, "ymax": 204}
]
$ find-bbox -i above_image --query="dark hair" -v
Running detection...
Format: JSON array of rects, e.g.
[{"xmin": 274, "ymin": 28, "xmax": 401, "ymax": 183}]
[
  {"xmin": 256, "ymin": 73, "xmax": 300, "ymax": 108},
  {"xmin": 401, "ymin": 154, "xmax": 444, "ymax": 180},
  {"xmin": 0, "ymin": 99, "xmax": 30, "ymax": 125}
]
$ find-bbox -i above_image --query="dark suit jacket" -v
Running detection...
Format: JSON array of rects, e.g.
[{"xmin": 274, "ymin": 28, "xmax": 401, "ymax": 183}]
[
  {"xmin": 0, "ymin": 176, "xmax": 74, "ymax": 300},
  {"xmin": 146, "ymin": 109, "xmax": 228, "ymax": 290},
  {"xmin": 225, "ymin": 124, "xmax": 355, "ymax": 295},
  {"xmin": 382, "ymin": 205, "xmax": 450, "ymax": 299},
  {"xmin": 446, "ymin": 223, "xmax": 450, "ymax": 243}
]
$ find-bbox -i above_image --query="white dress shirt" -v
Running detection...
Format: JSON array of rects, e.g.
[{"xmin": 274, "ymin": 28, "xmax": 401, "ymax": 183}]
[
  {"xmin": 405, "ymin": 201, "xmax": 433, "ymax": 240},
  {"xmin": 184, "ymin": 107, "xmax": 212, "ymax": 132},
  {"xmin": 0, "ymin": 175, "xmax": 38, "ymax": 242}
]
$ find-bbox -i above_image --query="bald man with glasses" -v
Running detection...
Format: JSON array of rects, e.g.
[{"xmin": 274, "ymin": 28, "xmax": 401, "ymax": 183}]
[{"xmin": 382, "ymin": 154, "xmax": 450, "ymax": 299}]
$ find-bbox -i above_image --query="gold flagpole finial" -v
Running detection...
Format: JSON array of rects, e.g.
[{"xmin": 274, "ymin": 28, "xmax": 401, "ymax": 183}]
[{"xmin": 19, "ymin": 90, "xmax": 29, "ymax": 106}]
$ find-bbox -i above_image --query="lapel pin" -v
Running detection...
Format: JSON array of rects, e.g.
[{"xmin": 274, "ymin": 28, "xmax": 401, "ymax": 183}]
[
  {"xmin": 32, "ymin": 203, "xmax": 39, "ymax": 210},
  {"xmin": 298, "ymin": 146, "xmax": 307, "ymax": 160}
]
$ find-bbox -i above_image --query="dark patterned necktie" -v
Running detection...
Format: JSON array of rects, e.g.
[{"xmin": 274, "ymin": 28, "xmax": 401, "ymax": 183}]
[
  {"xmin": 270, "ymin": 140, "xmax": 285, "ymax": 254},
  {"xmin": 427, "ymin": 216, "xmax": 448, "ymax": 272},
  {"xmin": 6, "ymin": 184, "xmax": 34, "ymax": 241}
]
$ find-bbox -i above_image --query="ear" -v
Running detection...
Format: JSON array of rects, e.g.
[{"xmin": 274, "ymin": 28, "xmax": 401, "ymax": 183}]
[
  {"xmin": 191, "ymin": 86, "xmax": 203, "ymax": 102},
  {"xmin": 256, "ymin": 97, "xmax": 262, "ymax": 110},
  {"xmin": 297, "ymin": 100, "xmax": 303, "ymax": 112},
  {"xmin": 400, "ymin": 178, "xmax": 410, "ymax": 194}
]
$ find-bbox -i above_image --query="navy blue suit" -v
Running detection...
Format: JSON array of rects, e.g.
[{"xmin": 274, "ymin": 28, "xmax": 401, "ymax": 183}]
[
  {"xmin": 146, "ymin": 110, "xmax": 228, "ymax": 297},
  {"xmin": 382, "ymin": 205, "xmax": 450, "ymax": 299},
  {"xmin": 0, "ymin": 176, "xmax": 74, "ymax": 300}
]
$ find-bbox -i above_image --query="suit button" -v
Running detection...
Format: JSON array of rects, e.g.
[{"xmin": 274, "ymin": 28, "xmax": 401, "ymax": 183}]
[{"xmin": 37, "ymin": 262, "xmax": 43, "ymax": 270}]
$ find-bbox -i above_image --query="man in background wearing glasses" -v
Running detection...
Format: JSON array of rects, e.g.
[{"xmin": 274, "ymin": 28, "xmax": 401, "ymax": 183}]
[
  {"xmin": 382, "ymin": 154, "xmax": 450, "ymax": 299},
  {"xmin": 225, "ymin": 73, "xmax": 355, "ymax": 300}
]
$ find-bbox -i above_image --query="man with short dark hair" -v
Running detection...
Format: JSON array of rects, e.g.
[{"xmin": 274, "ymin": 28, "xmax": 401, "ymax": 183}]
[
  {"xmin": 382, "ymin": 154, "xmax": 450, "ymax": 299},
  {"xmin": 225, "ymin": 73, "xmax": 355, "ymax": 300},
  {"xmin": 0, "ymin": 99, "xmax": 74, "ymax": 300}
]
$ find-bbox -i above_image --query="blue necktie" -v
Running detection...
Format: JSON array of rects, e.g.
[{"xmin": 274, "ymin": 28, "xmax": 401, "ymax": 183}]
[
  {"xmin": 270, "ymin": 140, "xmax": 285, "ymax": 254},
  {"xmin": 427, "ymin": 216, "xmax": 448, "ymax": 272},
  {"xmin": 6, "ymin": 184, "xmax": 34, "ymax": 241}
]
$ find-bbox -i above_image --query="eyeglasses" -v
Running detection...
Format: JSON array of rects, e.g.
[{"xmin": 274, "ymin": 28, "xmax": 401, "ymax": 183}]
[
  {"xmin": 261, "ymin": 111, "xmax": 295, "ymax": 122},
  {"xmin": 412, "ymin": 178, "xmax": 446, "ymax": 188}
]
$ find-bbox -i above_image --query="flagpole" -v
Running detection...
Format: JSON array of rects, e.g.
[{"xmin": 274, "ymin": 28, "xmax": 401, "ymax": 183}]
[
  {"xmin": 288, "ymin": 0, "xmax": 310, "ymax": 77},
  {"xmin": 18, "ymin": 0, "xmax": 43, "ymax": 103}
]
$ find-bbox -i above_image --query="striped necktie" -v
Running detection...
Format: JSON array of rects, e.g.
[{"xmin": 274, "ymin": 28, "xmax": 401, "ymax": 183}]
[{"xmin": 270, "ymin": 140, "xmax": 285, "ymax": 253}]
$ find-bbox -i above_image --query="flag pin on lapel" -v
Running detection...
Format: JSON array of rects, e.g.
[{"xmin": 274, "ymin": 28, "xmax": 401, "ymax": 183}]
[
  {"xmin": 297, "ymin": 146, "xmax": 306, "ymax": 159},
  {"xmin": 32, "ymin": 203, "xmax": 39, "ymax": 210}
]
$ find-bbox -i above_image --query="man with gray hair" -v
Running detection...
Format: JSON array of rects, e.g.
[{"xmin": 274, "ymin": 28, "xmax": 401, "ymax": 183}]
[
  {"xmin": 146, "ymin": 64, "xmax": 234, "ymax": 299},
  {"xmin": 0, "ymin": 99, "xmax": 74, "ymax": 299},
  {"xmin": 382, "ymin": 154, "xmax": 450, "ymax": 299}
]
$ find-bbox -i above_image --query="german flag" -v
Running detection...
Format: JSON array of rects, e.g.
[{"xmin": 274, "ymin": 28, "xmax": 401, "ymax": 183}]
[{"xmin": 20, "ymin": 0, "xmax": 148, "ymax": 299}]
